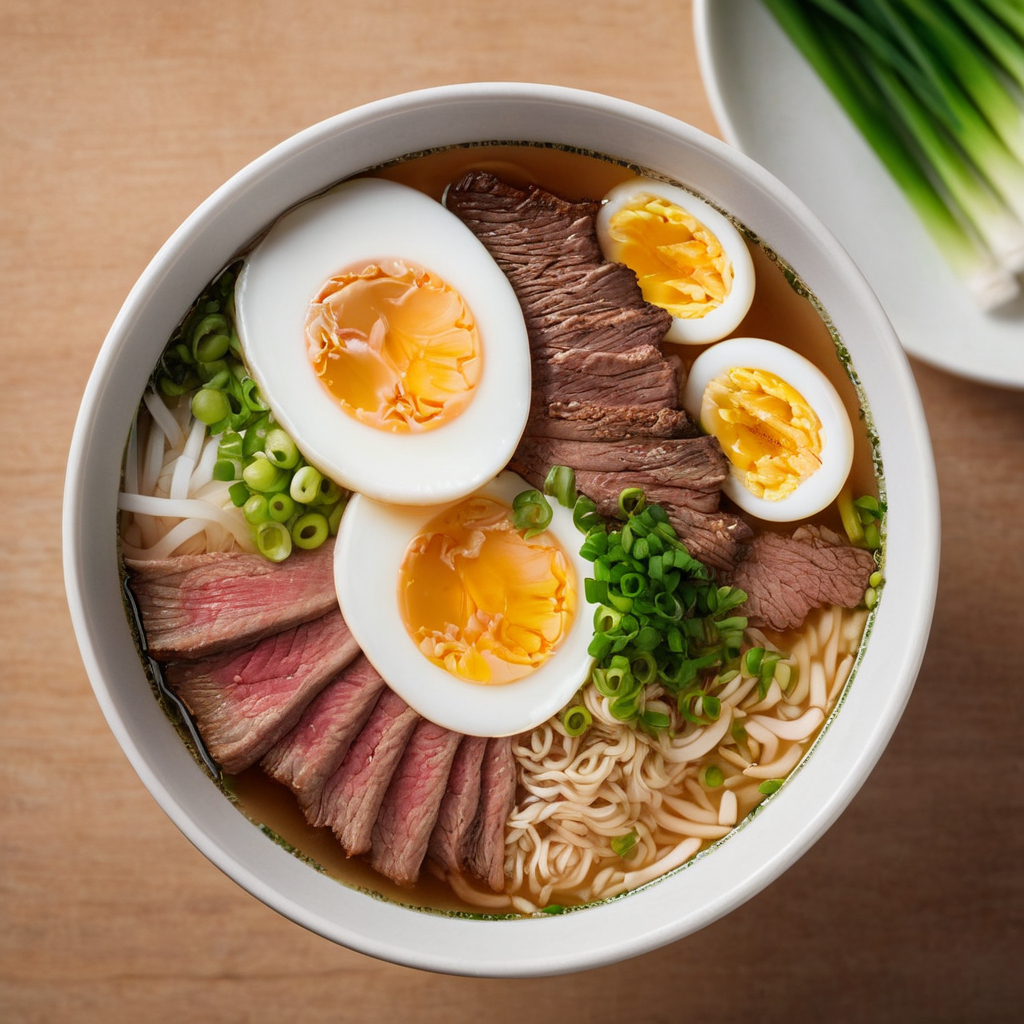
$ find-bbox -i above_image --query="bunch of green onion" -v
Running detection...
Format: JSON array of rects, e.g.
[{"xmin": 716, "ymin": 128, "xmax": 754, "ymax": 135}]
[
  {"xmin": 152, "ymin": 264, "xmax": 345, "ymax": 561},
  {"xmin": 764, "ymin": 0, "xmax": 1024, "ymax": 309}
]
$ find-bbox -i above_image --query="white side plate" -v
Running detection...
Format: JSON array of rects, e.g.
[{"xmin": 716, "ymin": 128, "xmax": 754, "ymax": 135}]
[{"xmin": 694, "ymin": 0, "xmax": 1024, "ymax": 389}]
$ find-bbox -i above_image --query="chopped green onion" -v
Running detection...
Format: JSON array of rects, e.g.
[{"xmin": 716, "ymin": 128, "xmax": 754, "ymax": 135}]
[
  {"xmin": 617, "ymin": 487, "xmax": 646, "ymax": 518},
  {"xmin": 313, "ymin": 476, "xmax": 343, "ymax": 506},
  {"xmin": 562, "ymin": 705, "xmax": 593, "ymax": 737},
  {"xmin": 774, "ymin": 661, "xmax": 796, "ymax": 692},
  {"xmin": 511, "ymin": 489, "xmax": 553, "ymax": 539},
  {"xmin": 241, "ymin": 414, "xmax": 270, "ymax": 458},
  {"xmin": 264, "ymin": 428, "xmax": 300, "ymax": 470},
  {"xmin": 243, "ymin": 455, "xmax": 289, "ymax": 495},
  {"xmin": 327, "ymin": 500, "xmax": 346, "ymax": 536},
  {"xmin": 191, "ymin": 387, "xmax": 231, "ymax": 426},
  {"xmin": 212, "ymin": 459, "xmax": 237, "ymax": 482},
  {"xmin": 292, "ymin": 512, "xmax": 329, "ymax": 550},
  {"xmin": 758, "ymin": 779, "xmax": 785, "ymax": 796},
  {"xmin": 145, "ymin": 264, "xmax": 351, "ymax": 563},
  {"xmin": 611, "ymin": 830, "xmax": 639, "ymax": 860},
  {"xmin": 576, "ymin": 491, "xmax": 747, "ymax": 734},
  {"xmin": 700, "ymin": 764, "xmax": 725, "ymax": 788},
  {"xmin": 630, "ymin": 651, "xmax": 658, "ymax": 685},
  {"xmin": 239, "ymin": 375, "xmax": 267, "ymax": 413},
  {"xmin": 543, "ymin": 464, "xmax": 578, "ymax": 508},
  {"xmin": 572, "ymin": 495, "xmax": 600, "ymax": 533},
  {"xmin": 256, "ymin": 520, "xmax": 292, "ymax": 562},
  {"xmin": 228, "ymin": 482, "xmax": 249, "ymax": 507},
  {"xmin": 267, "ymin": 493, "xmax": 295, "ymax": 523},
  {"xmin": 217, "ymin": 431, "xmax": 243, "ymax": 462},
  {"xmin": 190, "ymin": 314, "xmax": 231, "ymax": 363},
  {"xmin": 744, "ymin": 646, "xmax": 766, "ymax": 676},
  {"xmin": 290, "ymin": 465, "xmax": 323, "ymax": 504},
  {"xmin": 640, "ymin": 708, "xmax": 672, "ymax": 733},
  {"xmin": 243, "ymin": 494, "xmax": 270, "ymax": 525},
  {"xmin": 839, "ymin": 488, "xmax": 884, "ymax": 550},
  {"xmin": 862, "ymin": 521, "xmax": 881, "ymax": 550}
]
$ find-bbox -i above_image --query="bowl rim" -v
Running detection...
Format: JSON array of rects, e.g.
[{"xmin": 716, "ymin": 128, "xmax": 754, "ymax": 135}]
[{"xmin": 63, "ymin": 81, "xmax": 939, "ymax": 976}]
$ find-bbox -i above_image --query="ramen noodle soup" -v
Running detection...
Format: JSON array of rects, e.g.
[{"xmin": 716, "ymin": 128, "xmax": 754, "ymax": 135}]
[{"xmin": 118, "ymin": 143, "xmax": 883, "ymax": 917}]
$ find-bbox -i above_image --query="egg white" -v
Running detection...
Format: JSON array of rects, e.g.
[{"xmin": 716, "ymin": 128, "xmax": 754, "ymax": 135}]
[
  {"xmin": 596, "ymin": 176, "xmax": 755, "ymax": 345},
  {"xmin": 334, "ymin": 471, "xmax": 596, "ymax": 738},
  {"xmin": 681, "ymin": 337, "xmax": 854, "ymax": 523},
  {"xmin": 235, "ymin": 177, "xmax": 531, "ymax": 506}
]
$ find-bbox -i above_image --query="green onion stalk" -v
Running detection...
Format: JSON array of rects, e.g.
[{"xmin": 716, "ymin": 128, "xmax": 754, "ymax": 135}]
[
  {"xmin": 763, "ymin": 0, "xmax": 1024, "ymax": 309},
  {"xmin": 151, "ymin": 263, "xmax": 347, "ymax": 561}
]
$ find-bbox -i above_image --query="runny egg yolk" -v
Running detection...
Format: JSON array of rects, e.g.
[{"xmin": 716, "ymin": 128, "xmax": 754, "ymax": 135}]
[
  {"xmin": 398, "ymin": 497, "xmax": 576, "ymax": 686},
  {"xmin": 701, "ymin": 367, "xmax": 824, "ymax": 502},
  {"xmin": 306, "ymin": 259, "xmax": 482, "ymax": 433},
  {"xmin": 606, "ymin": 193, "xmax": 733, "ymax": 319}
]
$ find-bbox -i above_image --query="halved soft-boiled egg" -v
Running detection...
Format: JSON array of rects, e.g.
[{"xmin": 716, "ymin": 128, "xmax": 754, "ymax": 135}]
[
  {"xmin": 235, "ymin": 177, "xmax": 531, "ymax": 506},
  {"xmin": 334, "ymin": 471, "xmax": 596, "ymax": 737},
  {"xmin": 596, "ymin": 176, "xmax": 755, "ymax": 344},
  {"xmin": 681, "ymin": 338, "xmax": 854, "ymax": 523}
]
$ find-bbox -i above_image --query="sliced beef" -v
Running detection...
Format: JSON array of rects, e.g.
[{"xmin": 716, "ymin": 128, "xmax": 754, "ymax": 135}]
[
  {"xmin": 446, "ymin": 171, "xmax": 604, "ymax": 269},
  {"xmin": 164, "ymin": 607, "xmax": 360, "ymax": 774},
  {"xmin": 427, "ymin": 735, "xmax": 488, "ymax": 874},
  {"xmin": 512, "ymin": 435, "xmax": 729, "ymax": 493},
  {"xmin": 318, "ymin": 687, "xmax": 420, "ymax": 854},
  {"xmin": 466, "ymin": 736, "xmax": 517, "ymax": 893},
  {"xmin": 521, "ymin": 290, "xmax": 672, "ymax": 357},
  {"xmin": 447, "ymin": 170, "xmax": 680, "ymax": 427},
  {"xmin": 446, "ymin": 172, "xmax": 667, "ymax": 347},
  {"xmin": 532, "ymin": 352, "xmax": 681, "ymax": 410},
  {"xmin": 124, "ymin": 539, "xmax": 337, "ymax": 660},
  {"xmin": 369, "ymin": 721, "xmax": 462, "ymax": 886},
  {"xmin": 724, "ymin": 524, "xmax": 876, "ymax": 632},
  {"xmin": 527, "ymin": 402, "xmax": 698, "ymax": 442},
  {"xmin": 659, "ymin": 504, "xmax": 754, "ymax": 573},
  {"xmin": 537, "ymin": 343, "xmax": 666, "ymax": 377},
  {"xmin": 261, "ymin": 654, "xmax": 387, "ymax": 822}
]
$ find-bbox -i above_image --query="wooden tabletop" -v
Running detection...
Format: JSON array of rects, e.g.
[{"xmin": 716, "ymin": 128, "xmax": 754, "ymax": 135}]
[{"xmin": 3, "ymin": 1, "xmax": 1022, "ymax": 1019}]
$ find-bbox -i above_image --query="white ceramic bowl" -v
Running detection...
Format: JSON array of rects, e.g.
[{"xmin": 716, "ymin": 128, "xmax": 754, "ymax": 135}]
[{"xmin": 63, "ymin": 83, "xmax": 938, "ymax": 976}]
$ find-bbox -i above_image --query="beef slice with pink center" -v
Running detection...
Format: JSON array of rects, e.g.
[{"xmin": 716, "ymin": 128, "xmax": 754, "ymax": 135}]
[{"xmin": 165, "ymin": 607, "xmax": 359, "ymax": 774}]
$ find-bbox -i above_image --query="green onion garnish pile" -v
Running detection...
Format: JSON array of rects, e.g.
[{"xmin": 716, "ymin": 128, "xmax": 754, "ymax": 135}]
[
  {"xmin": 152, "ymin": 264, "xmax": 345, "ymax": 561},
  {"xmin": 513, "ymin": 472, "xmax": 764, "ymax": 737},
  {"xmin": 764, "ymin": 0, "xmax": 1024, "ymax": 309},
  {"xmin": 578, "ymin": 493, "xmax": 749, "ymax": 733},
  {"xmin": 511, "ymin": 471, "xmax": 803, "ymax": 737}
]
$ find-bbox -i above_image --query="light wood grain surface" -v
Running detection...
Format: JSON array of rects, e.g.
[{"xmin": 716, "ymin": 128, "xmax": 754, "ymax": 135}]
[{"xmin": 3, "ymin": 1, "xmax": 1022, "ymax": 1020}]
